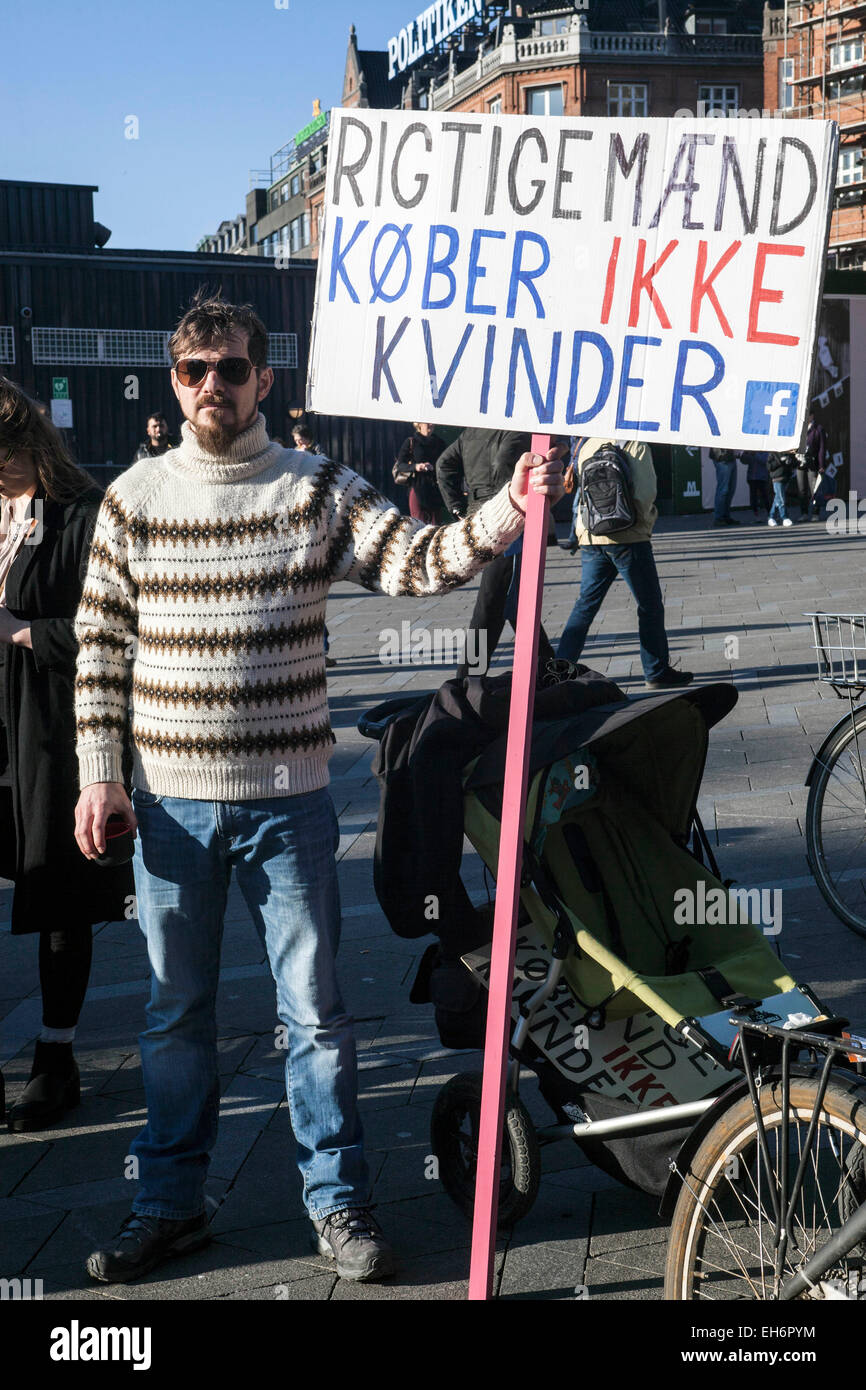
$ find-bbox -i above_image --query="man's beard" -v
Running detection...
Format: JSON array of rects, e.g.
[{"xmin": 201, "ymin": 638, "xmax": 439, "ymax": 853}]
[{"xmin": 191, "ymin": 399, "xmax": 256, "ymax": 455}]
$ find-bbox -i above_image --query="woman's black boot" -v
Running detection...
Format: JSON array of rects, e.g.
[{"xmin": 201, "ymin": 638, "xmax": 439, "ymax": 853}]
[{"xmin": 7, "ymin": 1040, "xmax": 80, "ymax": 1132}]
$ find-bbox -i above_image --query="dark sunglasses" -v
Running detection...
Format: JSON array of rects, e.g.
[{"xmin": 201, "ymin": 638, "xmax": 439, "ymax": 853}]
[{"xmin": 174, "ymin": 357, "xmax": 254, "ymax": 387}]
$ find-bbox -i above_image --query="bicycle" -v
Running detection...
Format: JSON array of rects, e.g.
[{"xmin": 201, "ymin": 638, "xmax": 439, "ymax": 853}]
[
  {"xmin": 804, "ymin": 612, "xmax": 866, "ymax": 939},
  {"xmin": 665, "ymin": 1015, "xmax": 866, "ymax": 1300}
]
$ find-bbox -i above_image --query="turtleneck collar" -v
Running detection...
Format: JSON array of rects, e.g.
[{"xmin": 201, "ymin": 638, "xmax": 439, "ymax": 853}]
[{"xmin": 167, "ymin": 414, "xmax": 283, "ymax": 483}]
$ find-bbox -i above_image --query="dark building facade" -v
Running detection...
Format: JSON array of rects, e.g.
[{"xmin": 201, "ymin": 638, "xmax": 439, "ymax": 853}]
[{"xmin": 0, "ymin": 179, "xmax": 406, "ymax": 497}]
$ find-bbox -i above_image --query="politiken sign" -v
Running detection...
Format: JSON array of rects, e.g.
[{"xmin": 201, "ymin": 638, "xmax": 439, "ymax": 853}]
[{"xmin": 307, "ymin": 110, "xmax": 838, "ymax": 452}]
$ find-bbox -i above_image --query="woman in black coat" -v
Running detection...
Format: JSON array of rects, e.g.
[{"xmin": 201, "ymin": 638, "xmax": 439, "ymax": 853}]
[
  {"xmin": 395, "ymin": 422, "xmax": 446, "ymax": 524},
  {"xmin": 0, "ymin": 378, "xmax": 133, "ymax": 1130}
]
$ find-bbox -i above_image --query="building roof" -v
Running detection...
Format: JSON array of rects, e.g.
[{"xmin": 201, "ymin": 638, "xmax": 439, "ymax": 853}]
[
  {"xmin": 0, "ymin": 178, "xmax": 99, "ymax": 193},
  {"xmin": 356, "ymin": 47, "xmax": 401, "ymax": 108}
]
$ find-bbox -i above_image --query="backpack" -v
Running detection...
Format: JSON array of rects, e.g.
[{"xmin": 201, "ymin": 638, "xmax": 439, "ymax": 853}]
[{"xmin": 578, "ymin": 444, "xmax": 636, "ymax": 537}]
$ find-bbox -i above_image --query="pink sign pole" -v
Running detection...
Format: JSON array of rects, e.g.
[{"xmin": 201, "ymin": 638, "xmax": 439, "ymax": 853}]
[{"xmin": 468, "ymin": 434, "xmax": 552, "ymax": 1302}]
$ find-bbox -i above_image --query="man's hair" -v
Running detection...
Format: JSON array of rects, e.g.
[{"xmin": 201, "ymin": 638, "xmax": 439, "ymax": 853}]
[
  {"xmin": 292, "ymin": 423, "xmax": 314, "ymax": 444},
  {"xmin": 147, "ymin": 411, "xmax": 168, "ymax": 426},
  {"xmin": 168, "ymin": 287, "xmax": 269, "ymax": 368}
]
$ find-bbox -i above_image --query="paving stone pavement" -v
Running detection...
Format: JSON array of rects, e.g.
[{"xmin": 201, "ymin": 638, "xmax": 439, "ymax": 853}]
[{"xmin": 2, "ymin": 509, "xmax": 866, "ymax": 1304}]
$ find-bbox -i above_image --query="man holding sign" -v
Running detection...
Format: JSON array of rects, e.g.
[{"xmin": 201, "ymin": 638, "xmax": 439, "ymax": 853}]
[{"xmin": 72, "ymin": 292, "xmax": 564, "ymax": 1285}]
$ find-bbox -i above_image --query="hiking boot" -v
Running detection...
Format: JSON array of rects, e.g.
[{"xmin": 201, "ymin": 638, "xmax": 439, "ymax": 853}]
[
  {"xmin": 645, "ymin": 668, "xmax": 694, "ymax": 690},
  {"xmin": 86, "ymin": 1211, "xmax": 210, "ymax": 1284},
  {"xmin": 311, "ymin": 1207, "xmax": 396, "ymax": 1282},
  {"xmin": 7, "ymin": 1041, "xmax": 80, "ymax": 1132}
]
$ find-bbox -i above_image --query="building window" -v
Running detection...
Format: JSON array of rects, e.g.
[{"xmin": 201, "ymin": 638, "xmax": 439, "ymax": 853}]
[
  {"xmin": 290, "ymin": 173, "xmax": 301, "ymax": 198},
  {"xmin": 699, "ymin": 84, "xmax": 739, "ymax": 116},
  {"xmin": 837, "ymin": 147, "xmax": 864, "ymax": 185},
  {"xmin": 269, "ymin": 189, "xmax": 280, "ymax": 212},
  {"xmin": 829, "ymin": 72, "xmax": 866, "ymax": 100},
  {"xmin": 0, "ymin": 326, "xmax": 16, "ymax": 364},
  {"xmin": 32, "ymin": 327, "xmax": 173, "ymax": 367},
  {"xmin": 290, "ymin": 216, "xmax": 303, "ymax": 254},
  {"xmin": 268, "ymin": 333, "xmax": 299, "ymax": 369},
  {"xmin": 302, "ymin": 211, "xmax": 311, "ymax": 246},
  {"xmin": 280, "ymin": 183, "xmax": 289, "ymax": 203},
  {"xmin": 695, "ymin": 17, "xmax": 727, "ymax": 34},
  {"xmin": 830, "ymin": 38, "xmax": 864, "ymax": 70},
  {"xmin": 488, "ymin": 95, "xmax": 502, "ymax": 115},
  {"xmin": 539, "ymin": 17, "xmax": 569, "ymax": 34},
  {"xmin": 607, "ymin": 82, "xmax": 648, "ymax": 118},
  {"xmin": 778, "ymin": 57, "xmax": 794, "ymax": 111},
  {"xmin": 525, "ymin": 84, "xmax": 563, "ymax": 117}
]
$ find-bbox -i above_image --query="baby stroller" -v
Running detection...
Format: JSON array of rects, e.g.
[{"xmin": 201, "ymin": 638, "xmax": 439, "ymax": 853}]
[{"xmin": 359, "ymin": 665, "xmax": 833, "ymax": 1234}]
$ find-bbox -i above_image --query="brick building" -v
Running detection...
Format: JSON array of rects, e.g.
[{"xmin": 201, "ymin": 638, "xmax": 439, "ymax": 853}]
[
  {"xmin": 344, "ymin": 2, "xmax": 766, "ymax": 121},
  {"xmin": 764, "ymin": 0, "xmax": 866, "ymax": 270}
]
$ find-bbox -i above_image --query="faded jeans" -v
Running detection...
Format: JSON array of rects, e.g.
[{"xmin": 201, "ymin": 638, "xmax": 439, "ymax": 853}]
[
  {"xmin": 558, "ymin": 541, "xmax": 669, "ymax": 681},
  {"xmin": 128, "ymin": 787, "xmax": 367, "ymax": 1222},
  {"xmin": 768, "ymin": 480, "xmax": 789, "ymax": 524}
]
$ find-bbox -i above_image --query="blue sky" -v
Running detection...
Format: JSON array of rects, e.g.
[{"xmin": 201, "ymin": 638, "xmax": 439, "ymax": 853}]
[{"xmin": 0, "ymin": 0, "xmax": 415, "ymax": 251}]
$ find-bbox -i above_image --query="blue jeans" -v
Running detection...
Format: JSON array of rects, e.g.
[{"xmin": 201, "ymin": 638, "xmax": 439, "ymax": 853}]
[
  {"xmin": 129, "ymin": 787, "xmax": 367, "ymax": 1222},
  {"xmin": 768, "ymin": 480, "xmax": 788, "ymax": 523},
  {"xmin": 558, "ymin": 541, "xmax": 669, "ymax": 681},
  {"xmin": 713, "ymin": 458, "xmax": 737, "ymax": 522}
]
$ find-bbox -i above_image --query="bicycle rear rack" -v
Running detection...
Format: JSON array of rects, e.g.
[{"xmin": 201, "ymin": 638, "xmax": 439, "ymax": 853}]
[{"xmin": 807, "ymin": 612, "xmax": 866, "ymax": 697}]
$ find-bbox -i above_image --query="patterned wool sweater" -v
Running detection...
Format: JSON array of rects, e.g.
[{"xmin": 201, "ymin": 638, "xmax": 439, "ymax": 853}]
[{"xmin": 74, "ymin": 415, "xmax": 525, "ymax": 800}]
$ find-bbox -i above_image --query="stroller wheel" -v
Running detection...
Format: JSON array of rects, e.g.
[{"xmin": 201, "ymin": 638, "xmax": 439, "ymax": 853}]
[{"xmin": 430, "ymin": 1071, "xmax": 541, "ymax": 1228}]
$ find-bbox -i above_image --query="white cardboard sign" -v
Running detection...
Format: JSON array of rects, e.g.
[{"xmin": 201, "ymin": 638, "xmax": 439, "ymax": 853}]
[{"xmin": 308, "ymin": 110, "xmax": 838, "ymax": 451}]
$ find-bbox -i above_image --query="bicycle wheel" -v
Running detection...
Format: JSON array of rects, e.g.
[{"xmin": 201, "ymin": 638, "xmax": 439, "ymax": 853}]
[
  {"xmin": 665, "ymin": 1076, "xmax": 866, "ymax": 1300},
  {"xmin": 806, "ymin": 707, "xmax": 866, "ymax": 939},
  {"xmin": 430, "ymin": 1072, "xmax": 541, "ymax": 1228}
]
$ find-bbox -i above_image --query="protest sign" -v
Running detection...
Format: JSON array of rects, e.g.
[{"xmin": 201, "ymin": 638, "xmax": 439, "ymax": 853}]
[{"xmin": 308, "ymin": 109, "xmax": 837, "ymax": 451}]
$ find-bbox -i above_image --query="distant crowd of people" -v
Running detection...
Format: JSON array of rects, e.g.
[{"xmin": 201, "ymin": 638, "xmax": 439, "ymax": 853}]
[
  {"xmin": 709, "ymin": 410, "xmax": 831, "ymax": 529},
  {"xmin": 123, "ymin": 403, "xmax": 832, "ymax": 699}
]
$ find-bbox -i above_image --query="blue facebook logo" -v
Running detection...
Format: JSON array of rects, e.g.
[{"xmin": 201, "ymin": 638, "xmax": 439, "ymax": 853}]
[{"xmin": 742, "ymin": 381, "xmax": 800, "ymax": 436}]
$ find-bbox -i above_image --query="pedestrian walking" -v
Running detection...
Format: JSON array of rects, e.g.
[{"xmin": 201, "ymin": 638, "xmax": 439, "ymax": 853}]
[
  {"xmin": 709, "ymin": 445, "xmax": 741, "ymax": 526},
  {"xmin": 558, "ymin": 438, "xmax": 693, "ymax": 689},
  {"xmin": 795, "ymin": 410, "xmax": 829, "ymax": 522},
  {"xmin": 0, "ymin": 377, "xmax": 133, "ymax": 1132},
  {"xmin": 394, "ymin": 423, "xmax": 446, "ymax": 525},
  {"xmin": 436, "ymin": 427, "xmax": 557, "ymax": 679},
  {"xmin": 766, "ymin": 452, "xmax": 795, "ymax": 527},
  {"xmin": 132, "ymin": 412, "xmax": 177, "ymax": 464},
  {"xmin": 72, "ymin": 292, "xmax": 564, "ymax": 1286}
]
